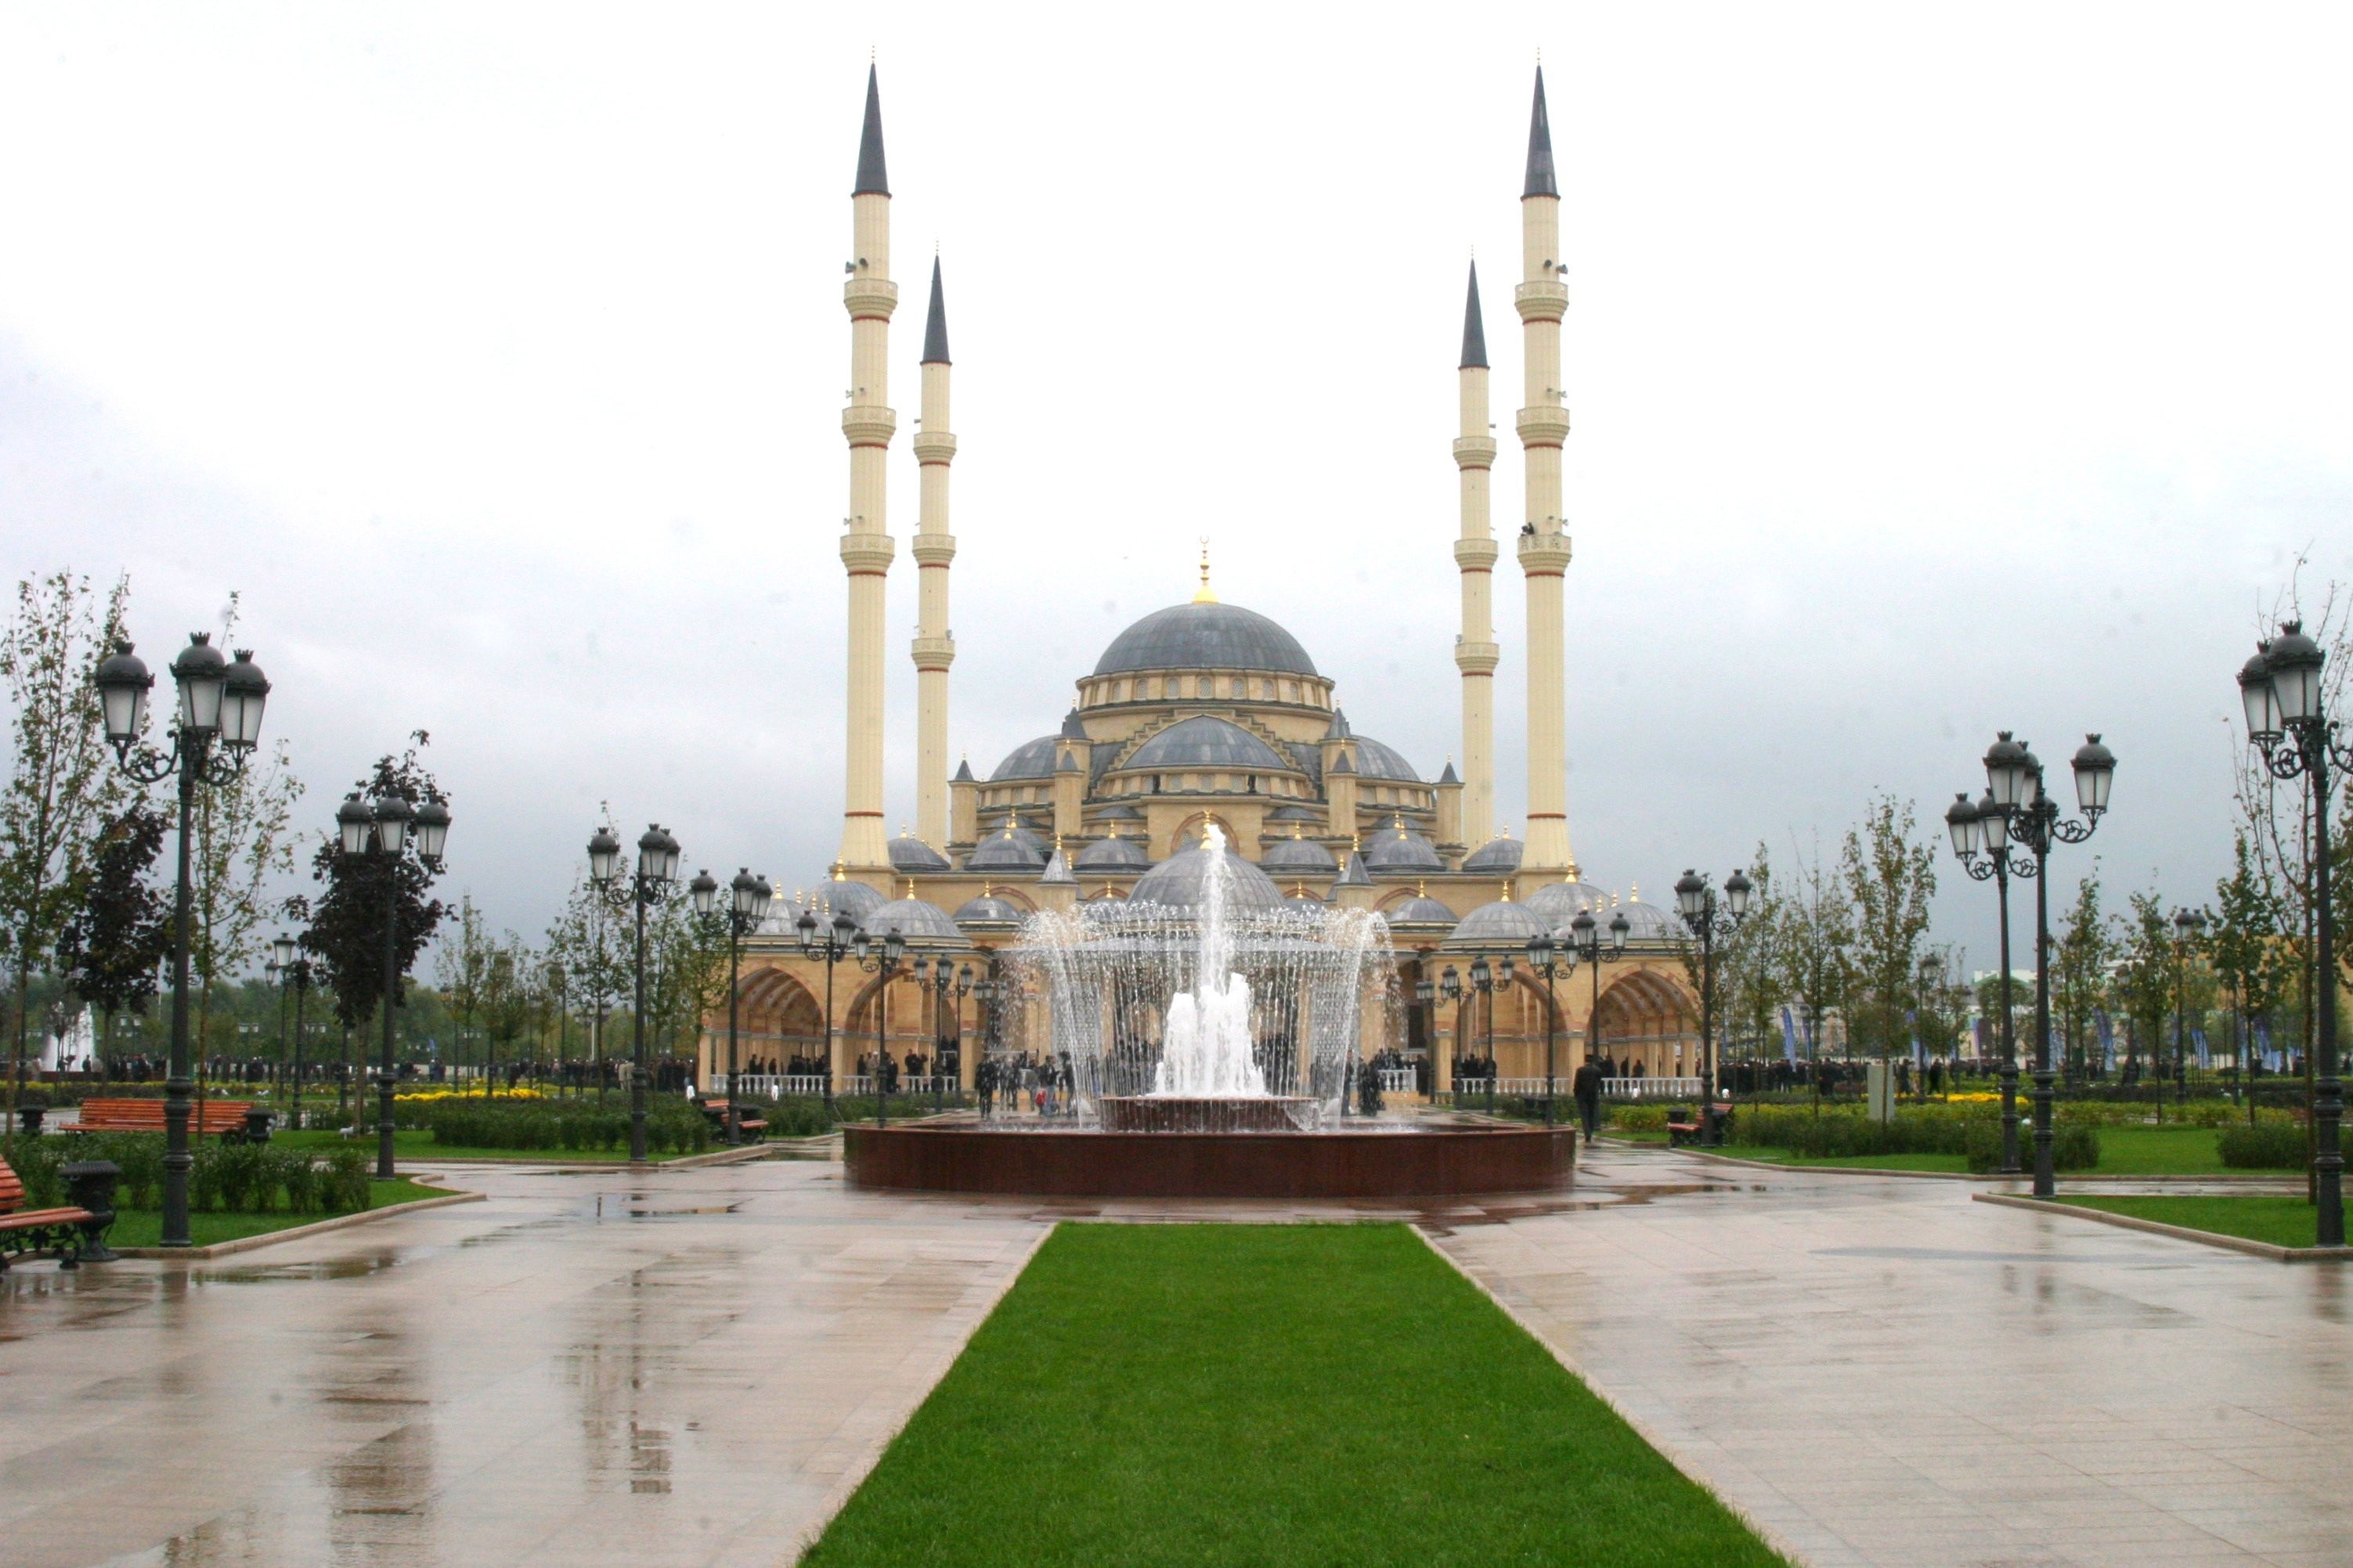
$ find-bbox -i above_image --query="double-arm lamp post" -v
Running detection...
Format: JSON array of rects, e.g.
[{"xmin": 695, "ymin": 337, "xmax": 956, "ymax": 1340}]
[
  {"xmin": 1949, "ymin": 732, "xmax": 2114, "ymax": 1199},
  {"xmin": 336, "ymin": 788, "xmax": 452, "ymax": 1178},
  {"xmin": 2237, "ymin": 621, "xmax": 2345, "ymax": 1245},
  {"xmin": 1519, "ymin": 934, "xmax": 1579, "ymax": 1126},
  {"xmin": 1674, "ymin": 868, "xmax": 1753, "ymax": 1142},
  {"xmin": 2172, "ymin": 907, "xmax": 2207, "ymax": 1104},
  {"xmin": 269, "ymin": 934, "xmax": 314, "ymax": 1129},
  {"xmin": 909, "ymin": 955, "xmax": 973, "ymax": 1113},
  {"xmin": 852, "ymin": 925, "xmax": 908, "ymax": 1125},
  {"xmin": 95, "ymin": 634, "xmax": 270, "ymax": 1247},
  {"xmin": 689, "ymin": 867, "xmax": 773, "ymax": 1145},
  {"xmin": 1567, "ymin": 907, "xmax": 1629, "ymax": 1081},
  {"xmin": 792, "ymin": 906, "xmax": 861, "ymax": 1108},
  {"xmin": 589, "ymin": 824, "xmax": 681, "ymax": 1163}
]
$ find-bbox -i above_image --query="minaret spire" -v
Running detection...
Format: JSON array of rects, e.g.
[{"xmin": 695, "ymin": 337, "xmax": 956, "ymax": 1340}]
[
  {"xmin": 1453, "ymin": 261, "xmax": 1499, "ymax": 849},
  {"xmin": 838, "ymin": 67, "xmax": 899, "ymax": 874},
  {"xmin": 911, "ymin": 256, "xmax": 958, "ymax": 849},
  {"xmin": 1514, "ymin": 64, "xmax": 1577, "ymax": 881}
]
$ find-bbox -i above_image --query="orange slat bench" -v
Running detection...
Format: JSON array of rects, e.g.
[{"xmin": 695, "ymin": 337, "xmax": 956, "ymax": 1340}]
[
  {"xmin": 0, "ymin": 1157, "xmax": 111, "ymax": 1270},
  {"xmin": 698, "ymin": 1099, "xmax": 767, "ymax": 1140},
  {"xmin": 75, "ymin": 1100, "xmax": 256, "ymax": 1136}
]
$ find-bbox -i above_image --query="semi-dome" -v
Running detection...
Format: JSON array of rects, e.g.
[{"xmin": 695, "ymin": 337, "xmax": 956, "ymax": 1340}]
[
  {"xmin": 989, "ymin": 735, "xmax": 1063, "ymax": 782},
  {"xmin": 1123, "ymin": 715, "xmax": 1290, "ymax": 773},
  {"xmin": 1351, "ymin": 736, "xmax": 1422, "ymax": 783},
  {"xmin": 1074, "ymin": 834, "xmax": 1149, "ymax": 871},
  {"xmin": 1444, "ymin": 896, "xmax": 1550, "ymax": 950},
  {"xmin": 863, "ymin": 896, "xmax": 964, "ymax": 946},
  {"xmin": 887, "ymin": 833, "xmax": 951, "ymax": 873},
  {"xmin": 804, "ymin": 877, "xmax": 886, "ymax": 925},
  {"xmin": 1129, "ymin": 842, "xmax": 1284, "ymax": 910},
  {"xmin": 1093, "ymin": 602, "xmax": 1318, "ymax": 677},
  {"xmin": 953, "ymin": 892, "xmax": 1026, "ymax": 932},
  {"xmin": 1521, "ymin": 879, "xmax": 1611, "ymax": 924},
  {"xmin": 1364, "ymin": 824, "xmax": 1442, "ymax": 871},
  {"xmin": 966, "ymin": 824, "xmax": 1047, "ymax": 873},
  {"xmin": 1460, "ymin": 835, "xmax": 1525, "ymax": 874},
  {"xmin": 1260, "ymin": 833, "xmax": 1337, "ymax": 873}
]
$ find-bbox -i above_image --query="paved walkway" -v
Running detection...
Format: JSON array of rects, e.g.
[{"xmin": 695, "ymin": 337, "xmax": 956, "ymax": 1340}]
[
  {"xmin": 4, "ymin": 1148, "xmax": 2349, "ymax": 1566},
  {"xmin": 1432, "ymin": 1145, "xmax": 2353, "ymax": 1568}
]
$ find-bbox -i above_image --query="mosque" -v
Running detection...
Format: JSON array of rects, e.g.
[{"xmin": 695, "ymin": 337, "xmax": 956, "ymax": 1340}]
[{"xmin": 713, "ymin": 65, "xmax": 1702, "ymax": 1096}]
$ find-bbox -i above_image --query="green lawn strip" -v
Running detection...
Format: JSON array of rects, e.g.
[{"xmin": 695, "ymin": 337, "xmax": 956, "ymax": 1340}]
[
  {"xmin": 272, "ymin": 1128, "xmax": 655, "ymax": 1162},
  {"xmin": 105, "ymin": 1177, "xmax": 457, "ymax": 1249},
  {"xmin": 2056, "ymin": 1195, "xmax": 2321, "ymax": 1250},
  {"xmin": 803, "ymin": 1224, "xmax": 1788, "ymax": 1568},
  {"xmin": 2089, "ymin": 1126, "xmax": 2297, "ymax": 1176},
  {"xmin": 1714, "ymin": 1145, "xmax": 1967, "ymax": 1172}
]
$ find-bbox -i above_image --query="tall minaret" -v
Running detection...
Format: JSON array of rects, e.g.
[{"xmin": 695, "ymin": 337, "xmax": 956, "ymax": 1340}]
[
  {"xmin": 1515, "ymin": 66, "xmax": 1577, "ymax": 881},
  {"xmin": 838, "ymin": 67, "xmax": 897, "ymax": 875},
  {"xmin": 911, "ymin": 258, "xmax": 958, "ymax": 849},
  {"xmin": 1453, "ymin": 261, "xmax": 1499, "ymax": 849}
]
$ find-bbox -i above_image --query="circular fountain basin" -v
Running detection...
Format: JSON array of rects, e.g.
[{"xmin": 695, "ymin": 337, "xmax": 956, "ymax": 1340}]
[
  {"xmin": 1098, "ymin": 1096, "xmax": 1317, "ymax": 1134},
  {"xmin": 844, "ymin": 1122, "xmax": 1575, "ymax": 1199}
]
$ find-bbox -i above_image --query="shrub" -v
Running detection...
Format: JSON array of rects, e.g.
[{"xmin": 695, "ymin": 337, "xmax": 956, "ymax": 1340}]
[
  {"xmin": 1608, "ymin": 1105, "xmax": 1669, "ymax": 1133},
  {"xmin": 5, "ymin": 1131, "xmax": 370, "ymax": 1213},
  {"xmin": 2218, "ymin": 1119, "xmax": 2308, "ymax": 1170},
  {"xmin": 413, "ymin": 1096, "xmax": 711, "ymax": 1155},
  {"xmin": 1962, "ymin": 1117, "xmax": 2099, "ymax": 1173}
]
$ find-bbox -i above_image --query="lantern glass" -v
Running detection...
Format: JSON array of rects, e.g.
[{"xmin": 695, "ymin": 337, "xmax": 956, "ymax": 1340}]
[
  {"xmin": 731, "ymin": 869, "xmax": 759, "ymax": 918},
  {"xmin": 795, "ymin": 909, "xmax": 818, "ymax": 949},
  {"xmin": 884, "ymin": 928, "xmax": 906, "ymax": 966},
  {"xmin": 413, "ymin": 799, "xmax": 450, "ymax": 862},
  {"xmin": 588, "ymin": 828, "xmax": 621, "ymax": 885},
  {"xmin": 1725, "ymin": 869, "xmax": 1753, "ymax": 919},
  {"xmin": 95, "ymin": 641, "xmax": 153, "ymax": 745},
  {"xmin": 1674, "ymin": 871, "xmax": 1707, "ymax": 922},
  {"xmin": 1610, "ymin": 911, "xmax": 1629, "ymax": 953},
  {"xmin": 2071, "ymin": 735, "xmax": 2115, "ymax": 816},
  {"xmin": 1946, "ymin": 793, "xmax": 1977, "ymax": 857},
  {"xmin": 2268, "ymin": 625, "xmax": 2324, "ymax": 724},
  {"xmin": 1978, "ymin": 791, "xmax": 2007, "ymax": 848},
  {"xmin": 171, "ymin": 634, "xmax": 227, "ymax": 735},
  {"xmin": 272, "ymin": 934, "xmax": 298, "ymax": 968},
  {"xmin": 374, "ymin": 795, "xmax": 413, "ymax": 855},
  {"xmin": 1984, "ymin": 733, "xmax": 2028, "ymax": 809},
  {"xmin": 689, "ymin": 871, "xmax": 719, "ymax": 917},
  {"xmin": 219, "ymin": 650, "xmax": 269, "ymax": 748},
  {"xmin": 339, "ymin": 795, "xmax": 373, "ymax": 856}
]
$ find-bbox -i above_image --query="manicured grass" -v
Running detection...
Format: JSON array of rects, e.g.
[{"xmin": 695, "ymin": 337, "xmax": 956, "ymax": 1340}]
[
  {"xmin": 106, "ymin": 1177, "xmax": 456, "ymax": 1248},
  {"xmin": 2058, "ymin": 1195, "xmax": 2324, "ymax": 1249},
  {"xmin": 802, "ymin": 1224, "xmax": 1788, "ymax": 1568},
  {"xmin": 1717, "ymin": 1145, "xmax": 1968, "ymax": 1172},
  {"xmin": 272, "ymin": 1127, "xmax": 648, "ymax": 1162},
  {"xmin": 2091, "ymin": 1126, "xmax": 2297, "ymax": 1175}
]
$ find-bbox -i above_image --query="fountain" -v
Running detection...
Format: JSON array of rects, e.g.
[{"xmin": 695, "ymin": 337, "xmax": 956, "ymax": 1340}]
[{"xmin": 843, "ymin": 827, "xmax": 1575, "ymax": 1198}]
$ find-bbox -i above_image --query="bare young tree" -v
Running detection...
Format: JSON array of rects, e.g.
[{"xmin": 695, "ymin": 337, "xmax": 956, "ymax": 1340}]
[{"xmin": 1839, "ymin": 793, "xmax": 1940, "ymax": 1063}]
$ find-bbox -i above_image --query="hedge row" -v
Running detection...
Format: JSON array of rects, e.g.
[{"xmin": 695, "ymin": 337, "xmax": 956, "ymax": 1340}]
[
  {"xmin": 407, "ymin": 1098, "xmax": 711, "ymax": 1155},
  {"xmin": 2218, "ymin": 1120, "xmax": 2309, "ymax": 1170},
  {"xmin": 3, "ymin": 1132, "xmax": 372, "ymax": 1213}
]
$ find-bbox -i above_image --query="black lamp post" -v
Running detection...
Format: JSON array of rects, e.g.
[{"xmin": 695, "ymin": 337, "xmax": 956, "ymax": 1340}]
[
  {"xmin": 1916, "ymin": 951, "xmax": 1943, "ymax": 1098},
  {"xmin": 337, "ymin": 788, "xmax": 451, "ymax": 1177},
  {"xmin": 1947, "ymin": 788, "xmax": 2024, "ymax": 1170},
  {"xmin": 793, "ymin": 905, "xmax": 860, "ymax": 1109},
  {"xmin": 1966, "ymin": 730, "xmax": 2114, "ymax": 1199},
  {"xmin": 1674, "ymin": 868, "xmax": 1752, "ymax": 1144},
  {"xmin": 2237, "ymin": 619, "xmax": 2346, "ymax": 1245},
  {"xmin": 1467, "ymin": 952, "xmax": 1513, "ymax": 1115},
  {"xmin": 691, "ymin": 867, "xmax": 773, "ymax": 1144},
  {"xmin": 94, "ymin": 635, "xmax": 270, "ymax": 1247},
  {"xmin": 588, "ymin": 824, "xmax": 680, "ymax": 1163},
  {"xmin": 1438, "ymin": 965, "xmax": 1463, "ymax": 1103},
  {"xmin": 2171, "ymin": 907, "xmax": 2207, "ymax": 1107},
  {"xmin": 926, "ymin": 960, "xmax": 973, "ymax": 1114},
  {"xmin": 271, "ymin": 934, "xmax": 313, "ymax": 1130},
  {"xmin": 1521, "ymin": 935, "xmax": 1574, "ymax": 1126},
  {"xmin": 854, "ymin": 925, "xmax": 908, "ymax": 1126},
  {"xmin": 1567, "ymin": 907, "xmax": 1629, "ymax": 1087}
]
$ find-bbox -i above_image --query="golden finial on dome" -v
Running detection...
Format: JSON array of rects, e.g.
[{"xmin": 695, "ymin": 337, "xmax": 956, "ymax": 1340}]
[
  {"xmin": 902, "ymin": 878, "xmax": 915, "ymax": 899},
  {"xmin": 1193, "ymin": 539, "xmax": 1217, "ymax": 604},
  {"xmin": 830, "ymin": 863, "xmax": 846, "ymax": 881}
]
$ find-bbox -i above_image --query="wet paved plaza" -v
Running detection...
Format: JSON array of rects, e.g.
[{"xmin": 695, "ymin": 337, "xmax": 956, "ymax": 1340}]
[{"xmin": 0, "ymin": 1148, "xmax": 2347, "ymax": 1566}]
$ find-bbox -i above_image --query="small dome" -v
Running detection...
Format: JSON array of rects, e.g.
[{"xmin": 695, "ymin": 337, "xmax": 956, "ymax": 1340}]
[
  {"xmin": 804, "ymin": 878, "xmax": 886, "ymax": 925},
  {"xmin": 1124, "ymin": 716, "xmax": 1290, "ymax": 774},
  {"xmin": 1093, "ymin": 601, "xmax": 1319, "ymax": 677},
  {"xmin": 864, "ymin": 896, "xmax": 964, "ymax": 946},
  {"xmin": 1386, "ymin": 895, "xmax": 1460, "ymax": 929},
  {"xmin": 1364, "ymin": 824, "xmax": 1442, "ymax": 871},
  {"xmin": 1445, "ymin": 897, "xmax": 1550, "ymax": 950},
  {"xmin": 1460, "ymin": 835, "xmax": 1525, "ymax": 874},
  {"xmin": 888, "ymin": 834, "xmax": 951, "ymax": 873},
  {"xmin": 1522, "ymin": 880, "xmax": 1613, "ymax": 926},
  {"xmin": 1611, "ymin": 900, "xmax": 1685, "ymax": 943},
  {"xmin": 990, "ymin": 735, "xmax": 1063, "ymax": 781},
  {"xmin": 954, "ymin": 893, "xmax": 1026, "ymax": 931},
  {"xmin": 1260, "ymin": 834, "xmax": 1337, "ymax": 872},
  {"xmin": 1075, "ymin": 834, "xmax": 1149, "ymax": 871},
  {"xmin": 1129, "ymin": 842, "xmax": 1284, "ymax": 910},
  {"xmin": 1267, "ymin": 802, "xmax": 1322, "ymax": 822},
  {"xmin": 966, "ymin": 824, "xmax": 1047, "ymax": 873},
  {"xmin": 1093, "ymin": 803, "xmax": 1146, "ymax": 822},
  {"xmin": 1351, "ymin": 736, "xmax": 1422, "ymax": 784}
]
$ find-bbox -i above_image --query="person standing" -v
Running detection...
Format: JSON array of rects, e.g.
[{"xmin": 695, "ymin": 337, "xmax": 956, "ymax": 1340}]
[{"xmin": 1572, "ymin": 1055, "xmax": 1603, "ymax": 1143}]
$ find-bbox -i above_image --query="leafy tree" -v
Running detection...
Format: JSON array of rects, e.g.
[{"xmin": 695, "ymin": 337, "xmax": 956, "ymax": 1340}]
[
  {"xmin": 1838, "ymin": 794, "xmax": 1939, "ymax": 1060},
  {"xmin": 1774, "ymin": 835, "xmax": 1853, "ymax": 1074},
  {"xmin": 545, "ymin": 806, "xmax": 627, "ymax": 1093},
  {"xmin": 1716, "ymin": 842, "xmax": 1787, "ymax": 1069},
  {"xmin": 2111, "ymin": 892, "xmax": 2178, "ymax": 1086},
  {"xmin": 0, "ymin": 569, "xmax": 131, "ymax": 1116},
  {"xmin": 55, "ymin": 803, "xmax": 171, "ymax": 1056},
  {"xmin": 2209, "ymin": 831, "xmax": 2288, "ymax": 1067},
  {"xmin": 303, "ymin": 741, "xmax": 448, "ymax": 1041},
  {"xmin": 481, "ymin": 931, "xmax": 542, "ymax": 1090},
  {"xmin": 433, "ymin": 896, "xmax": 492, "ymax": 1087},
  {"xmin": 2052, "ymin": 868, "xmax": 2115, "ymax": 1083}
]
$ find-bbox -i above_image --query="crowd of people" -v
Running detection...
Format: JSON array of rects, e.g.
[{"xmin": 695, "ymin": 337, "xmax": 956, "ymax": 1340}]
[{"xmin": 976, "ymin": 1052, "xmax": 1078, "ymax": 1118}]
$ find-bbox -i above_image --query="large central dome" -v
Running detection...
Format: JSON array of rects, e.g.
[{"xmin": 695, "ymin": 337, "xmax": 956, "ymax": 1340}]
[{"xmin": 1092, "ymin": 602, "xmax": 1319, "ymax": 678}]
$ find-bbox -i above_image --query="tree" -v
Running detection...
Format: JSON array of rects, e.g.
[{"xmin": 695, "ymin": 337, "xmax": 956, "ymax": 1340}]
[
  {"xmin": 55, "ymin": 803, "xmax": 171, "ymax": 1057},
  {"xmin": 304, "ymin": 741, "xmax": 447, "ymax": 1040},
  {"xmin": 2111, "ymin": 892, "xmax": 2175, "ymax": 1087},
  {"xmin": 2210, "ymin": 830, "xmax": 2289, "ymax": 1086},
  {"xmin": 1838, "ymin": 794, "xmax": 1939, "ymax": 1061},
  {"xmin": 545, "ymin": 806, "xmax": 627, "ymax": 1095},
  {"xmin": 0, "ymin": 569, "xmax": 131, "ymax": 1116},
  {"xmin": 2051, "ymin": 867, "xmax": 2115, "ymax": 1083},
  {"xmin": 481, "ymin": 932, "xmax": 541, "ymax": 1091},
  {"xmin": 433, "ymin": 896, "xmax": 492, "ymax": 1088},
  {"xmin": 1774, "ymin": 834, "xmax": 1854, "ymax": 1083},
  {"xmin": 1716, "ymin": 842, "xmax": 1788, "ymax": 1072}
]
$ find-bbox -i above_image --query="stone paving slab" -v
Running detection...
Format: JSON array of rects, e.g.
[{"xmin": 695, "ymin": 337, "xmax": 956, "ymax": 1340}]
[{"xmin": 1428, "ymin": 1147, "xmax": 2353, "ymax": 1568}]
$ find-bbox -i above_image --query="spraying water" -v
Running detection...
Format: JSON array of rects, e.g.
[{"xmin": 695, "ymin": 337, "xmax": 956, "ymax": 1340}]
[{"xmin": 1151, "ymin": 825, "xmax": 1267, "ymax": 1098}]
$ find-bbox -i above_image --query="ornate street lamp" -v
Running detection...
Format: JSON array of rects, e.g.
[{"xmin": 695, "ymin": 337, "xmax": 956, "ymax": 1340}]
[
  {"xmin": 1948, "ymin": 788, "xmax": 2024, "ymax": 1171},
  {"xmin": 1566, "ymin": 907, "xmax": 1629, "ymax": 1094},
  {"xmin": 2239, "ymin": 622, "xmax": 2349, "ymax": 1245},
  {"xmin": 1521, "ymin": 933, "xmax": 1574, "ymax": 1126},
  {"xmin": 589, "ymin": 823, "xmax": 680, "ymax": 1162},
  {"xmin": 854, "ymin": 925, "xmax": 908, "ymax": 1126},
  {"xmin": 1957, "ymin": 730, "xmax": 2114, "ymax": 1199},
  {"xmin": 270, "ymin": 933, "xmax": 315, "ymax": 1130},
  {"xmin": 1465, "ymin": 952, "xmax": 1514, "ymax": 1116},
  {"xmin": 793, "ymin": 904, "xmax": 861, "ymax": 1109},
  {"xmin": 335, "ymin": 789, "xmax": 451, "ymax": 1177},
  {"xmin": 93, "ymin": 634, "xmax": 270, "ymax": 1246},
  {"xmin": 2171, "ymin": 906, "xmax": 2207, "ymax": 1107},
  {"xmin": 1675, "ymin": 868, "xmax": 1751, "ymax": 1144},
  {"xmin": 691, "ymin": 867, "xmax": 773, "ymax": 1144}
]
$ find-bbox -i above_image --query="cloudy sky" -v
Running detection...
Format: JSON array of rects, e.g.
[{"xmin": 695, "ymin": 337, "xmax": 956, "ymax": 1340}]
[{"xmin": 4, "ymin": 3, "xmax": 2349, "ymax": 971}]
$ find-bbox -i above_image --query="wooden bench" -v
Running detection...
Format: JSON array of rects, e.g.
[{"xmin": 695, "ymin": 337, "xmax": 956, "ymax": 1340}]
[
  {"xmin": 698, "ymin": 1099, "xmax": 767, "ymax": 1141},
  {"xmin": 0, "ymin": 1158, "xmax": 110, "ymax": 1270},
  {"xmin": 75, "ymin": 1099, "xmax": 262, "ymax": 1139},
  {"xmin": 1667, "ymin": 1103, "xmax": 1734, "ymax": 1148}
]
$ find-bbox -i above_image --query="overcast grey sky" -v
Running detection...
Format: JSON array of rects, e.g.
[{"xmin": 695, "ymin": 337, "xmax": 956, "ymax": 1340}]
[{"xmin": 4, "ymin": 3, "xmax": 2349, "ymax": 972}]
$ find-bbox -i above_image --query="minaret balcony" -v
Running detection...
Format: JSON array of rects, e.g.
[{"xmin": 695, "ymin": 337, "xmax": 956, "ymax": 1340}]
[
  {"xmin": 1453, "ymin": 537, "xmax": 1499, "ymax": 571},
  {"xmin": 1514, "ymin": 280, "xmax": 1568, "ymax": 321},
  {"xmin": 1516, "ymin": 532, "xmax": 1573, "ymax": 571},
  {"xmin": 1514, "ymin": 406, "xmax": 1571, "ymax": 446},
  {"xmin": 911, "ymin": 633, "xmax": 957, "ymax": 668},
  {"xmin": 844, "ymin": 278, "xmax": 900, "ymax": 318},
  {"xmin": 842, "ymin": 406, "xmax": 898, "ymax": 446},
  {"xmin": 1452, "ymin": 436, "xmax": 1498, "ymax": 469},
  {"xmin": 911, "ymin": 534, "xmax": 958, "ymax": 567},
  {"xmin": 840, "ymin": 532, "xmax": 897, "ymax": 573},
  {"xmin": 911, "ymin": 431, "xmax": 958, "ymax": 463},
  {"xmin": 1453, "ymin": 640, "xmax": 1501, "ymax": 674}
]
